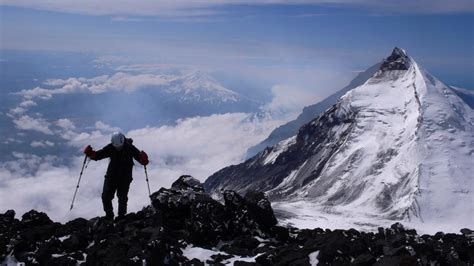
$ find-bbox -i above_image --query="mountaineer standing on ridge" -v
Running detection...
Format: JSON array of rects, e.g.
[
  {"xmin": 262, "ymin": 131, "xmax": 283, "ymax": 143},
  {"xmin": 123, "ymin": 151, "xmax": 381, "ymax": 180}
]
[{"xmin": 83, "ymin": 132, "xmax": 149, "ymax": 220}]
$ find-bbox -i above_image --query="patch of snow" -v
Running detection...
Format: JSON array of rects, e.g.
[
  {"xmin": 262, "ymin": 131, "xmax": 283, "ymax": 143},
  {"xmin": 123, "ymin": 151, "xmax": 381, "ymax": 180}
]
[
  {"xmin": 225, "ymin": 253, "xmax": 262, "ymax": 264},
  {"xmin": 181, "ymin": 245, "xmax": 261, "ymax": 265},
  {"xmin": 309, "ymin": 250, "xmax": 319, "ymax": 266},
  {"xmin": 2, "ymin": 255, "xmax": 20, "ymax": 265},
  {"xmin": 58, "ymin": 235, "xmax": 70, "ymax": 242},
  {"xmin": 262, "ymin": 136, "xmax": 296, "ymax": 165},
  {"xmin": 182, "ymin": 245, "xmax": 222, "ymax": 262},
  {"xmin": 273, "ymin": 200, "xmax": 472, "ymax": 235},
  {"xmin": 253, "ymin": 236, "xmax": 267, "ymax": 242},
  {"xmin": 86, "ymin": 241, "xmax": 95, "ymax": 249}
]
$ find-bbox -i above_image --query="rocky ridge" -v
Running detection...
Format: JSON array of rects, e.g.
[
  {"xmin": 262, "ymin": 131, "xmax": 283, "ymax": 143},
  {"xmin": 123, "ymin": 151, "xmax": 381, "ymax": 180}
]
[{"xmin": 1, "ymin": 176, "xmax": 473, "ymax": 265}]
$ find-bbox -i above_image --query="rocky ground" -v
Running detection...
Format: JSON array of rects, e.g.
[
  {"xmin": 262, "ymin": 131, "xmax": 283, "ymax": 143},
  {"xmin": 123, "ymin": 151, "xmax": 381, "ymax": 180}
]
[{"xmin": 1, "ymin": 175, "xmax": 473, "ymax": 265}]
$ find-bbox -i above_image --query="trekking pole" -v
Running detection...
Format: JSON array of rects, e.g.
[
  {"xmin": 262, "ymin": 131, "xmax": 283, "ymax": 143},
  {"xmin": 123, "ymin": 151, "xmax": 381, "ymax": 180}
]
[
  {"xmin": 70, "ymin": 155, "xmax": 88, "ymax": 211},
  {"xmin": 144, "ymin": 165, "xmax": 152, "ymax": 201}
]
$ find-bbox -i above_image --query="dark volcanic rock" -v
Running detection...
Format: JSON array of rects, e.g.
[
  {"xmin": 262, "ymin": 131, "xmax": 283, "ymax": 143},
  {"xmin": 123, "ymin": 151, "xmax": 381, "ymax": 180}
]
[
  {"xmin": 1, "ymin": 176, "xmax": 473, "ymax": 265},
  {"xmin": 56, "ymin": 217, "xmax": 89, "ymax": 237},
  {"xmin": 21, "ymin": 210, "xmax": 53, "ymax": 227},
  {"xmin": 244, "ymin": 190, "xmax": 278, "ymax": 229},
  {"xmin": 379, "ymin": 47, "xmax": 411, "ymax": 72},
  {"xmin": 186, "ymin": 193, "xmax": 228, "ymax": 245},
  {"xmin": 171, "ymin": 175, "xmax": 205, "ymax": 192}
]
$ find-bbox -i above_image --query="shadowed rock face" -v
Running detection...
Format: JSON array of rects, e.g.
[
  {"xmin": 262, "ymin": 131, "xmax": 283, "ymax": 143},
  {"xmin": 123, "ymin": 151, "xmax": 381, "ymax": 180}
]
[
  {"xmin": 379, "ymin": 47, "xmax": 411, "ymax": 71},
  {"xmin": 204, "ymin": 99, "xmax": 357, "ymax": 201},
  {"xmin": 1, "ymin": 175, "xmax": 473, "ymax": 265}
]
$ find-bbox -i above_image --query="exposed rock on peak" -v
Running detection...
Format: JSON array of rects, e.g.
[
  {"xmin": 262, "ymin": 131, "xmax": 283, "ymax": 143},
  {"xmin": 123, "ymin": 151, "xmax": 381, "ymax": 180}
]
[{"xmin": 379, "ymin": 47, "xmax": 412, "ymax": 72}]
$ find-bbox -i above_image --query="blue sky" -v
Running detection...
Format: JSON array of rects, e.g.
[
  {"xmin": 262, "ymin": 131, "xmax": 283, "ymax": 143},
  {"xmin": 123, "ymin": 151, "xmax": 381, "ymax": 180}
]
[{"xmin": 1, "ymin": 1, "xmax": 473, "ymax": 91}]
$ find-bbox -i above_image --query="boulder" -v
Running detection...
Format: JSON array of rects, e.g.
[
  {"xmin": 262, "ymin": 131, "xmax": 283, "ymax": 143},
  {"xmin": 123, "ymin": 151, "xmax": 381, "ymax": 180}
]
[
  {"xmin": 21, "ymin": 210, "xmax": 53, "ymax": 227},
  {"xmin": 171, "ymin": 175, "xmax": 205, "ymax": 192}
]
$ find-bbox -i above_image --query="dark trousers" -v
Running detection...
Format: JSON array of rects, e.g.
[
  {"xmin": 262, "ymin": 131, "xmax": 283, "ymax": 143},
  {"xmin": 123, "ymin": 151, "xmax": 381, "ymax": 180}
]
[{"xmin": 102, "ymin": 178, "xmax": 131, "ymax": 218}]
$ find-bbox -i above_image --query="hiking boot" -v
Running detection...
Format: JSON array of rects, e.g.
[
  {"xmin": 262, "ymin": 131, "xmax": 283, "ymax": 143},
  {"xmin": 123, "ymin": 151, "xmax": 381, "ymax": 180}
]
[
  {"xmin": 105, "ymin": 212, "xmax": 114, "ymax": 221},
  {"xmin": 114, "ymin": 215, "xmax": 125, "ymax": 222}
]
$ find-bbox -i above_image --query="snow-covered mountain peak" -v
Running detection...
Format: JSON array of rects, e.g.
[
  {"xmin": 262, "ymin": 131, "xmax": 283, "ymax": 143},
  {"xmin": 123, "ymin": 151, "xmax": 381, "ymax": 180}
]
[
  {"xmin": 181, "ymin": 71, "xmax": 236, "ymax": 94},
  {"xmin": 167, "ymin": 71, "xmax": 241, "ymax": 103},
  {"xmin": 205, "ymin": 48, "xmax": 474, "ymax": 230}
]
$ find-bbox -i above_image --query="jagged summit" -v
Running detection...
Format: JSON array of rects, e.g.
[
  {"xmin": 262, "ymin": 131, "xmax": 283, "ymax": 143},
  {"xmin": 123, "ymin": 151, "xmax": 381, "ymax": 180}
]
[
  {"xmin": 392, "ymin": 47, "xmax": 408, "ymax": 57},
  {"xmin": 379, "ymin": 47, "xmax": 412, "ymax": 72}
]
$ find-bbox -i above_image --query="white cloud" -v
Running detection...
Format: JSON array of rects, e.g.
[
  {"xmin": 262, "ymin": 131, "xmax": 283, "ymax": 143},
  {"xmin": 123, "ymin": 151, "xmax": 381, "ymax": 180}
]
[
  {"xmin": 19, "ymin": 100, "xmax": 37, "ymax": 108},
  {"xmin": 12, "ymin": 115, "xmax": 53, "ymax": 135},
  {"xmin": 30, "ymin": 140, "xmax": 55, "ymax": 148},
  {"xmin": 0, "ymin": 154, "xmax": 104, "ymax": 221},
  {"xmin": 94, "ymin": 121, "xmax": 120, "ymax": 133},
  {"xmin": 19, "ymin": 72, "xmax": 174, "ymax": 99},
  {"xmin": 56, "ymin": 118, "xmax": 76, "ymax": 131},
  {"xmin": 18, "ymin": 87, "xmax": 54, "ymax": 100},
  {"xmin": 3, "ymin": 138, "xmax": 24, "ymax": 144},
  {"xmin": 8, "ymin": 107, "xmax": 27, "ymax": 115},
  {"xmin": 9, "ymin": 100, "xmax": 38, "ymax": 115},
  {"xmin": 265, "ymin": 84, "xmax": 323, "ymax": 117},
  {"xmin": 127, "ymin": 113, "xmax": 284, "ymax": 179},
  {"xmin": 0, "ymin": 112, "xmax": 288, "ymax": 222}
]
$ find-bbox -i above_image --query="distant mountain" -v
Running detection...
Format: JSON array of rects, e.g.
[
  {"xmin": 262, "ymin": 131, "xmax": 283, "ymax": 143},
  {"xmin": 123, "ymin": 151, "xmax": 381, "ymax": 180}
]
[
  {"xmin": 205, "ymin": 48, "xmax": 474, "ymax": 226},
  {"xmin": 166, "ymin": 71, "xmax": 242, "ymax": 104},
  {"xmin": 245, "ymin": 62, "xmax": 382, "ymax": 158}
]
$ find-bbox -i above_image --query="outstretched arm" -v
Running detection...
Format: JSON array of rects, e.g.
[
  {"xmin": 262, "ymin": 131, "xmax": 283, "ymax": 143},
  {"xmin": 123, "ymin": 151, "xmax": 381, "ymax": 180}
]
[
  {"xmin": 132, "ymin": 145, "xmax": 149, "ymax": 166},
  {"xmin": 84, "ymin": 145, "xmax": 111, "ymax": 161}
]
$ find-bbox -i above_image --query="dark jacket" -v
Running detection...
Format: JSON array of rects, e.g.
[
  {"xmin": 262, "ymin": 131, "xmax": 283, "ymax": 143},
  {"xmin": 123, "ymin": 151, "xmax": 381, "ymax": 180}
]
[{"xmin": 93, "ymin": 138, "xmax": 141, "ymax": 181}]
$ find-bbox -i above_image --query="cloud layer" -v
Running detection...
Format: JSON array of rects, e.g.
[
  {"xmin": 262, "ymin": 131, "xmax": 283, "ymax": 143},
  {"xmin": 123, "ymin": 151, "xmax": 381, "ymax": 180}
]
[
  {"xmin": 20, "ymin": 73, "xmax": 172, "ymax": 99},
  {"xmin": 0, "ymin": 112, "xmax": 285, "ymax": 222}
]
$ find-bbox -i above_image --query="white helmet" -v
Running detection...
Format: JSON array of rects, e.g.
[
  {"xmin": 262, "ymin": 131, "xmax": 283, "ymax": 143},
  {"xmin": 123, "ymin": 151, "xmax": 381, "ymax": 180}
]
[{"xmin": 111, "ymin": 132, "xmax": 125, "ymax": 150}]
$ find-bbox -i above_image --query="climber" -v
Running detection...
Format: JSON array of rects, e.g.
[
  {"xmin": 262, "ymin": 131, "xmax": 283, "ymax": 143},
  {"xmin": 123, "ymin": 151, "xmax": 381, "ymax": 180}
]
[{"xmin": 83, "ymin": 132, "xmax": 149, "ymax": 220}]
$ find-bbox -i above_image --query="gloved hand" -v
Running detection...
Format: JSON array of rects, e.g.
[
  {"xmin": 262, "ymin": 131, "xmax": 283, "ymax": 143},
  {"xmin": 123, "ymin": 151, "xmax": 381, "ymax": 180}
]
[
  {"xmin": 139, "ymin": 150, "xmax": 149, "ymax": 166},
  {"xmin": 83, "ymin": 145, "xmax": 96, "ymax": 158}
]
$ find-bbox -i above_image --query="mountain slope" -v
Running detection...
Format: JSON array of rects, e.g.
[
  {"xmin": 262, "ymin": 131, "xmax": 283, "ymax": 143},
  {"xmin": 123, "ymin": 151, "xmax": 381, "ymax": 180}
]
[
  {"xmin": 246, "ymin": 62, "xmax": 382, "ymax": 158},
  {"xmin": 205, "ymin": 48, "xmax": 474, "ymax": 226},
  {"xmin": 451, "ymin": 86, "xmax": 474, "ymax": 108},
  {"xmin": 167, "ymin": 71, "xmax": 242, "ymax": 104}
]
